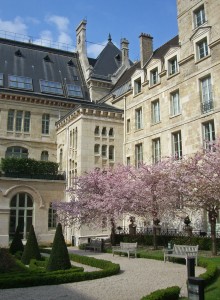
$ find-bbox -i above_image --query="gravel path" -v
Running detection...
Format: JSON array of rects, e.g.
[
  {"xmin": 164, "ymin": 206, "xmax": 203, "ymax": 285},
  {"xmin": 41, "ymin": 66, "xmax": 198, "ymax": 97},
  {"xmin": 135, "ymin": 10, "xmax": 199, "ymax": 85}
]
[{"xmin": 0, "ymin": 248, "xmax": 205, "ymax": 300}]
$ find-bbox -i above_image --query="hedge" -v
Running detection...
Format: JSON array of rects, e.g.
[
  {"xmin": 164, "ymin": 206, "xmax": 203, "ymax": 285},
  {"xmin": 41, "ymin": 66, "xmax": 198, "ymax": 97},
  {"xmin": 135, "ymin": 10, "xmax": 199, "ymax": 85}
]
[
  {"xmin": 0, "ymin": 250, "xmax": 120, "ymax": 289},
  {"xmin": 140, "ymin": 286, "xmax": 180, "ymax": 300}
]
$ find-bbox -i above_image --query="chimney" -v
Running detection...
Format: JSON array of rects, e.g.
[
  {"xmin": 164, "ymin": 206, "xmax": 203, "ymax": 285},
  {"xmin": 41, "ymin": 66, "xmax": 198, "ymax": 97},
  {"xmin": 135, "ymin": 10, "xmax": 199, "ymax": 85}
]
[
  {"xmin": 120, "ymin": 38, "xmax": 130, "ymax": 68},
  {"xmin": 139, "ymin": 33, "xmax": 153, "ymax": 68}
]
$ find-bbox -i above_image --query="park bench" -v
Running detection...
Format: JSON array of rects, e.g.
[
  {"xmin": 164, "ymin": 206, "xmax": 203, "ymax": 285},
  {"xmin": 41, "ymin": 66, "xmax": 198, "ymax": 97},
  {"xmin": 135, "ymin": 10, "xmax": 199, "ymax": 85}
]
[
  {"xmin": 85, "ymin": 239, "xmax": 103, "ymax": 252},
  {"xmin": 112, "ymin": 242, "xmax": 138, "ymax": 259},
  {"xmin": 164, "ymin": 244, "xmax": 199, "ymax": 265}
]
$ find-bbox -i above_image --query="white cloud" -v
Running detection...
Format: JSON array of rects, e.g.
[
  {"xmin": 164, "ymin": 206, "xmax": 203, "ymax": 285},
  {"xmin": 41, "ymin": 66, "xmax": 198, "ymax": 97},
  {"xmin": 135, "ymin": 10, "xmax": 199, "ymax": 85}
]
[
  {"xmin": 87, "ymin": 41, "xmax": 106, "ymax": 58},
  {"xmin": 47, "ymin": 15, "xmax": 69, "ymax": 32},
  {"xmin": 33, "ymin": 30, "xmax": 53, "ymax": 47},
  {"xmin": 0, "ymin": 17, "xmax": 27, "ymax": 35},
  {"xmin": 58, "ymin": 31, "xmax": 73, "ymax": 46}
]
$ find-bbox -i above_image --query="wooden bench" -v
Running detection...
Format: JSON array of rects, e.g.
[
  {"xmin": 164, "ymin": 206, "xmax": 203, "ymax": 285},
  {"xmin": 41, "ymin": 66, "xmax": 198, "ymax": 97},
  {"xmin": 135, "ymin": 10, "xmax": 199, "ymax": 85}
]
[
  {"xmin": 85, "ymin": 239, "xmax": 103, "ymax": 252},
  {"xmin": 164, "ymin": 244, "xmax": 199, "ymax": 265},
  {"xmin": 112, "ymin": 242, "xmax": 137, "ymax": 259}
]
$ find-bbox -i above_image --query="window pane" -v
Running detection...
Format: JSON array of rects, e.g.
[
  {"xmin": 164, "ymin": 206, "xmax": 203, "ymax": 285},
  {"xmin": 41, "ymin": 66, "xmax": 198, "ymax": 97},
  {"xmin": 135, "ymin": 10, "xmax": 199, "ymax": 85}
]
[
  {"xmin": 8, "ymin": 75, "xmax": 33, "ymax": 90},
  {"xmin": 40, "ymin": 80, "xmax": 63, "ymax": 95},
  {"xmin": 67, "ymin": 84, "xmax": 83, "ymax": 98},
  {"xmin": 42, "ymin": 114, "xmax": 50, "ymax": 134},
  {"xmin": 0, "ymin": 73, "xmax": 3, "ymax": 86},
  {"xmin": 24, "ymin": 111, "xmax": 31, "ymax": 132},
  {"xmin": 16, "ymin": 111, "xmax": 23, "ymax": 131},
  {"xmin": 7, "ymin": 110, "xmax": 14, "ymax": 131}
]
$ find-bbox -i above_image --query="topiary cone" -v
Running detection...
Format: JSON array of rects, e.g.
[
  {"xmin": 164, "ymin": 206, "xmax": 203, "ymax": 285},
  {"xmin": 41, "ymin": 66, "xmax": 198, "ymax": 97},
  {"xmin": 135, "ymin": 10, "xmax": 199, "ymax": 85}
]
[
  {"xmin": 21, "ymin": 225, "xmax": 41, "ymax": 265},
  {"xmin": 46, "ymin": 223, "xmax": 71, "ymax": 271},
  {"xmin": 9, "ymin": 226, "xmax": 24, "ymax": 255}
]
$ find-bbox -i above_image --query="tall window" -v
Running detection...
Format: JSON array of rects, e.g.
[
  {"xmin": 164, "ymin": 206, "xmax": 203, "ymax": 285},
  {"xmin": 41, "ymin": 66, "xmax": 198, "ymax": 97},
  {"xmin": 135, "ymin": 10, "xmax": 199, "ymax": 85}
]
[
  {"xmin": 194, "ymin": 5, "xmax": 205, "ymax": 27},
  {"xmin": 152, "ymin": 138, "xmax": 161, "ymax": 164},
  {"xmin": 134, "ymin": 78, "xmax": 141, "ymax": 95},
  {"xmin": 40, "ymin": 80, "xmax": 63, "ymax": 95},
  {"xmin": 109, "ymin": 145, "xmax": 114, "ymax": 160},
  {"xmin": 127, "ymin": 119, "xmax": 131, "ymax": 133},
  {"xmin": 48, "ymin": 203, "xmax": 57, "ymax": 229},
  {"xmin": 203, "ymin": 120, "xmax": 215, "ymax": 149},
  {"xmin": 135, "ymin": 143, "xmax": 143, "ymax": 167},
  {"xmin": 109, "ymin": 128, "xmax": 114, "ymax": 137},
  {"xmin": 94, "ymin": 144, "xmax": 100, "ymax": 155},
  {"xmin": 102, "ymin": 127, "xmax": 107, "ymax": 136},
  {"xmin": 7, "ymin": 110, "xmax": 30, "ymax": 132},
  {"xmin": 94, "ymin": 126, "xmax": 100, "ymax": 135},
  {"xmin": 168, "ymin": 56, "xmax": 178, "ymax": 76},
  {"xmin": 24, "ymin": 112, "xmax": 31, "ymax": 132},
  {"xmin": 9, "ymin": 193, "xmax": 33, "ymax": 240},
  {"xmin": 170, "ymin": 91, "xmax": 180, "ymax": 116},
  {"xmin": 150, "ymin": 68, "xmax": 158, "ymax": 86},
  {"xmin": 42, "ymin": 114, "xmax": 50, "ymax": 134},
  {"xmin": 8, "ymin": 75, "xmax": 33, "ymax": 91},
  {"xmin": 127, "ymin": 157, "xmax": 131, "ymax": 166},
  {"xmin": 135, "ymin": 107, "xmax": 142, "ymax": 130},
  {"xmin": 102, "ymin": 145, "xmax": 107, "ymax": 158},
  {"xmin": 197, "ymin": 38, "xmax": 208, "ymax": 60},
  {"xmin": 152, "ymin": 100, "xmax": 160, "ymax": 124},
  {"xmin": 5, "ymin": 146, "xmax": 28, "ymax": 158},
  {"xmin": 41, "ymin": 151, "xmax": 49, "ymax": 161},
  {"xmin": 200, "ymin": 76, "xmax": 213, "ymax": 113},
  {"xmin": 7, "ymin": 110, "xmax": 15, "ymax": 131},
  {"xmin": 172, "ymin": 131, "xmax": 182, "ymax": 160},
  {"xmin": 16, "ymin": 111, "xmax": 23, "ymax": 132}
]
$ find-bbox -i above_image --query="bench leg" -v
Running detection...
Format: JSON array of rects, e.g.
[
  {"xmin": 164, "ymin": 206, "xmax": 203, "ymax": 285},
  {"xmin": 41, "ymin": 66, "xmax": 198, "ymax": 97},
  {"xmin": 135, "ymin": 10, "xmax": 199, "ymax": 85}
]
[{"xmin": 128, "ymin": 251, "xmax": 130, "ymax": 259}]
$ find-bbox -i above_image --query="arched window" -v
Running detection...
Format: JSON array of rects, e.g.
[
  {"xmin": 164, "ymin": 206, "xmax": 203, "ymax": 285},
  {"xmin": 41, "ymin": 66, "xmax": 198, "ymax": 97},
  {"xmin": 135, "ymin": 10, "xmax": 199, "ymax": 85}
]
[
  {"xmin": 5, "ymin": 146, "xmax": 28, "ymax": 158},
  {"xmin": 102, "ymin": 127, "xmax": 107, "ymax": 136},
  {"xmin": 41, "ymin": 151, "xmax": 49, "ymax": 161},
  {"xmin": 109, "ymin": 128, "xmax": 114, "ymax": 137},
  {"xmin": 48, "ymin": 203, "xmax": 57, "ymax": 229},
  {"xmin": 9, "ymin": 193, "xmax": 33, "ymax": 240},
  {"xmin": 94, "ymin": 126, "xmax": 99, "ymax": 135}
]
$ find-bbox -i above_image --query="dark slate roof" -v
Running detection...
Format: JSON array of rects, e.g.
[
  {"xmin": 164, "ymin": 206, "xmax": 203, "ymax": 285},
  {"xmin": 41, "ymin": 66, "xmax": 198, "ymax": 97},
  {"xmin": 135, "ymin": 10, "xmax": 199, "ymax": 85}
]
[
  {"xmin": 0, "ymin": 38, "xmax": 90, "ymax": 102},
  {"xmin": 57, "ymin": 101, "xmax": 123, "ymax": 124},
  {"xmin": 152, "ymin": 35, "xmax": 179, "ymax": 60},
  {"xmin": 112, "ymin": 61, "xmax": 141, "ymax": 91},
  {"xmin": 91, "ymin": 41, "xmax": 122, "ymax": 79}
]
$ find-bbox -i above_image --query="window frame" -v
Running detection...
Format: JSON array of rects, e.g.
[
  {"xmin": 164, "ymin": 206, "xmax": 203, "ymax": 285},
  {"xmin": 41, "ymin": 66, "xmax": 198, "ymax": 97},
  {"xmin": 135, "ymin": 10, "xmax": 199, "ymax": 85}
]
[
  {"xmin": 42, "ymin": 113, "xmax": 50, "ymax": 135},
  {"xmin": 170, "ymin": 90, "xmax": 180, "ymax": 116},
  {"xmin": 135, "ymin": 107, "xmax": 143, "ymax": 130},
  {"xmin": 168, "ymin": 56, "xmax": 178, "ymax": 76},
  {"xmin": 94, "ymin": 144, "xmax": 100, "ymax": 155},
  {"xmin": 172, "ymin": 131, "xmax": 182, "ymax": 160},
  {"xmin": 101, "ymin": 145, "xmax": 107, "ymax": 158},
  {"xmin": 8, "ymin": 75, "xmax": 33, "ymax": 91},
  {"xmin": 109, "ymin": 145, "xmax": 114, "ymax": 160},
  {"xmin": 197, "ymin": 38, "xmax": 209, "ymax": 60},
  {"xmin": 66, "ymin": 84, "xmax": 83, "ymax": 98},
  {"xmin": 151, "ymin": 100, "xmax": 160, "ymax": 124},
  {"xmin": 202, "ymin": 120, "xmax": 215, "ymax": 149},
  {"xmin": 194, "ymin": 5, "xmax": 205, "ymax": 28},
  {"xmin": 150, "ymin": 68, "xmax": 159, "ymax": 86},
  {"xmin": 48, "ymin": 203, "xmax": 57, "ymax": 229},
  {"xmin": 40, "ymin": 79, "xmax": 64, "ymax": 95},
  {"xmin": 135, "ymin": 143, "xmax": 143, "ymax": 167},
  {"xmin": 200, "ymin": 76, "xmax": 213, "ymax": 113},
  {"xmin": 152, "ymin": 138, "xmax": 161, "ymax": 164},
  {"xmin": 134, "ymin": 77, "xmax": 142, "ymax": 95}
]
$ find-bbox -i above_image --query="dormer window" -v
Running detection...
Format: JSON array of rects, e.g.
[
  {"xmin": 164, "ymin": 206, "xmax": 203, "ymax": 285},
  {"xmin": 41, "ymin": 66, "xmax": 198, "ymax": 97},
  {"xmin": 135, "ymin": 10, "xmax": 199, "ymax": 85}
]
[
  {"xmin": 150, "ymin": 68, "xmax": 159, "ymax": 86},
  {"xmin": 15, "ymin": 50, "xmax": 22, "ymax": 57},
  {"xmin": 66, "ymin": 84, "xmax": 83, "ymax": 98},
  {"xmin": 134, "ymin": 77, "xmax": 141, "ymax": 95},
  {"xmin": 9, "ymin": 75, "xmax": 33, "ymax": 91},
  {"xmin": 197, "ymin": 38, "xmax": 208, "ymax": 60},
  {"xmin": 168, "ymin": 56, "xmax": 178, "ymax": 76},
  {"xmin": 194, "ymin": 5, "xmax": 205, "ymax": 28},
  {"xmin": 44, "ymin": 55, "xmax": 51, "ymax": 62},
  {"xmin": 67, "ymin": 59, "xmax": 75, "ymax": 67},
  {"xmin": 0, "ymin": 73, "xmax": 3, "ymax": 86},
  {"xmin": 40, "ymin": 80, "xmax": 63, "ymax": 95}
]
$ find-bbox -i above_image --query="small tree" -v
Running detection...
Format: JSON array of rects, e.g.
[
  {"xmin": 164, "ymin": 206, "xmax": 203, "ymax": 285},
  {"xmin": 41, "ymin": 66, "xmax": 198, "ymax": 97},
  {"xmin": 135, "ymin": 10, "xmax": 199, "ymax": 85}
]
[
  {"xmin": 46, "ymin": 223, "xmax": 71, "ymax": 271},
  {"xmin": 9, "ymin": 226, "xmax": 24, "ymax": 255},
  {"xmin": 21, "ymin": 225, "xmax": 41, "ymax": 265}
]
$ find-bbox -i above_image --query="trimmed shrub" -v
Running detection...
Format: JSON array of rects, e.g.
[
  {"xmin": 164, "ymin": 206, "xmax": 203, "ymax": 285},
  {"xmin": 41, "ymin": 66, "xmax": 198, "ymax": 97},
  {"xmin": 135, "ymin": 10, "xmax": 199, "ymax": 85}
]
[
  {"xmin": 46, "ymin": 223, "xmax": 71, "ymax": 271},
  {"xmin": 140, "ymin": 286, "xmax": 180, "ymax": 300},
  {"xmin": 9, "ymin": 226, "xmax": 24, "ymax": 255},
  {"xmin": 21, "ymin": 225, "xmax": 41, "ymax": 265},
  {"xmin": 0, "ymin": 249, "xmax": 17, "ymax": 273}
]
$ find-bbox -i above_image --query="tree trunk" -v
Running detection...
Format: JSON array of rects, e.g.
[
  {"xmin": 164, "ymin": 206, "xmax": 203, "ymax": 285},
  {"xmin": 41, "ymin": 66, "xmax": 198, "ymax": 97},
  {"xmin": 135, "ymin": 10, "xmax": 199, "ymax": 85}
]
[
  {"xmin": 209, "ymin": 210, "xmax": 217, "ymax": 256},
  {"xmin": 110, "ymin": 218, "xmax": 116, "ymax": 246},
  {"xmin": 153, "ymin": 226, "xmax": 157, "ymax": 250}
]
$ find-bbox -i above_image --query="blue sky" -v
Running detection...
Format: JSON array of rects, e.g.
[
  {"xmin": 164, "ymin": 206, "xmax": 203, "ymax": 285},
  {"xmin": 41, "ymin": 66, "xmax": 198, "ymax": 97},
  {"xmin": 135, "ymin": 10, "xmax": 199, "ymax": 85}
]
[{"xmin": 0, "ymin": 0, "xmax": 178, "ymax": 60}]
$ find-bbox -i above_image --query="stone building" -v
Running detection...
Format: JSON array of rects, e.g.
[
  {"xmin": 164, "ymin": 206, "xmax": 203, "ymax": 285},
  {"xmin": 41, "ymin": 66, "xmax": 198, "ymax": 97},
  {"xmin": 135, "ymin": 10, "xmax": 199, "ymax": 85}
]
[{"xmin": 0, "ymin": 0, "xmax": 220, "ymax": 247}]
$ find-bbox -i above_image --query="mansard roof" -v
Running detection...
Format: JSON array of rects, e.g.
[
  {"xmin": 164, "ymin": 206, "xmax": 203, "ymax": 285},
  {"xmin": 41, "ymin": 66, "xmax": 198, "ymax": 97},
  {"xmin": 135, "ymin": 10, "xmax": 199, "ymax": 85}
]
[
  {"xmin": 0, "ymin": 38, "xmax": 90, "ymax": 102},
  {"xmin": 152, "ymin": 35, "xmax": 179, "ymax": 60}
]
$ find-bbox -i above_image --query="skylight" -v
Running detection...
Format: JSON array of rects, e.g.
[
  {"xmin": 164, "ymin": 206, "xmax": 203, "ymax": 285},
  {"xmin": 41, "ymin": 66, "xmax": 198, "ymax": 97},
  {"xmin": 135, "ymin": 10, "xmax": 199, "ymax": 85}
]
[{"xmin": 40, "ymin": 80, "xmax": 64, "ymax": 95}]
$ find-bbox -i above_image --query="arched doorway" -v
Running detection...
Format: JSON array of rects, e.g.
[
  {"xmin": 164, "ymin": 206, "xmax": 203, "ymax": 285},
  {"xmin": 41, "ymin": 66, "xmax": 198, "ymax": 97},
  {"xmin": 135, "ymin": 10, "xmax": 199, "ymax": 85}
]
[{"xmin": 9, "ymin": 192, "xmax": 33, "ymax": 240}]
